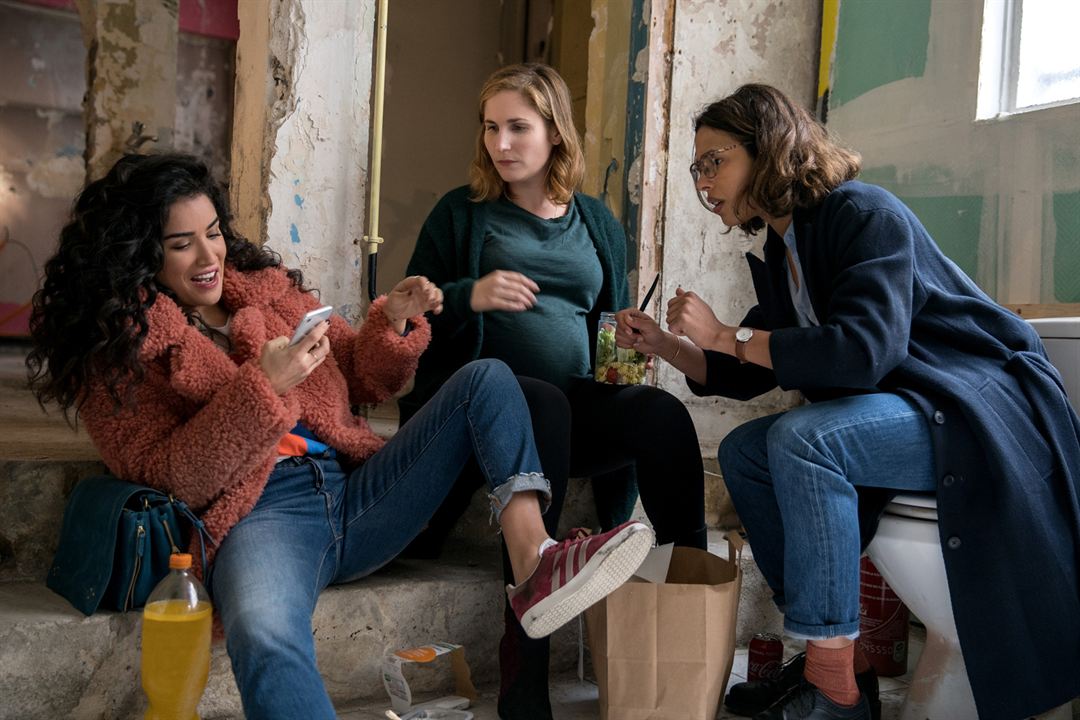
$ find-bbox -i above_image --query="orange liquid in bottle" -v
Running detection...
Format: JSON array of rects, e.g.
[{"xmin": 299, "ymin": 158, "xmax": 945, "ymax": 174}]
[{"xmin": 141, "ymin": 599, "xmax": 212, "ymax": 720}]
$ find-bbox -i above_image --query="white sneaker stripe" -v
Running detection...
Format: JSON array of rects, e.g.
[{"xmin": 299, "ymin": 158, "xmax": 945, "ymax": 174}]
[
  {"xmin": 551, "ymin": 549, "xmax": 564, "ymax": 592},
  {"xmin": 575, "ymin": 539, "xmax": 589, "ymax": 575}
]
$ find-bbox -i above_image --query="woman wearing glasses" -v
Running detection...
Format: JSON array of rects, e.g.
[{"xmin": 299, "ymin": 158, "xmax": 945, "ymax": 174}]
[
  {"xmin": 401, "ymin": 63, "xmax": 707, "ymax": 720},
  {"xmin": 618, "ymin": 84, "xmax": 1080, "ymax": 720}
]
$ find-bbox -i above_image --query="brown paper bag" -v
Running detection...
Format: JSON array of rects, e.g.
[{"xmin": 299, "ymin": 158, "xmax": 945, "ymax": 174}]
[{"xmin": 585, "ymin": 534, "xmax": 744, "ymax": 720}]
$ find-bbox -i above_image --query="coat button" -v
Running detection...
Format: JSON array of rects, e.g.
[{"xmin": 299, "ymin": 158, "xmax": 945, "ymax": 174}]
[
  {"xmin": 943, "ymin": 474, "xmax": 955, "ymax": 487},
  {"xmin": 947, "ymin": 536, "xmax": 962, "ymax": 550},
  {"xmin": 933, "ymin": 410, "xmax": 946, "ymax": 425}
]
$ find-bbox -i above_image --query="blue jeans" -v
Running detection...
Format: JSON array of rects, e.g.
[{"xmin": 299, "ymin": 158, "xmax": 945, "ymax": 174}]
[
  {"xmin": 207, "ymin": 360, "xmax": 550, "ymax": 719},
  {"xmin": 718, "ymin": 393, "xmax": 936, "ymax": 640}
]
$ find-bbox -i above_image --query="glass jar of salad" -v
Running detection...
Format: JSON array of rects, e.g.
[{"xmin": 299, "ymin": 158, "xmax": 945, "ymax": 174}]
[{"xmin": 594, "ymin": 311, "xmax": 647, "ymax": 385}]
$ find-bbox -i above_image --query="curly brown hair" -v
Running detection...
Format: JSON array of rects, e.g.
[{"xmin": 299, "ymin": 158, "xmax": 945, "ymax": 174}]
[
  {"xmin": 27, "ymin": 153, "xmax": 305, "ymax": 421},
  {"xmin": 696, "ymin": 84, "xmax": 861, "ymax": 234},
  {"xmin": 469, "ymin": 63, "xmax": 584, "ymax": 204}
]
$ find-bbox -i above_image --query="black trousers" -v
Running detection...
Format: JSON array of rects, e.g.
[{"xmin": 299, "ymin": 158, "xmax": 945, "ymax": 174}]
[{"xmin": 406, "ymin": 375, "xmax": 707, "ymax": 718}]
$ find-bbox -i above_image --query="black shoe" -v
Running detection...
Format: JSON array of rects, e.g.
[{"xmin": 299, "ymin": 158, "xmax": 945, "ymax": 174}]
[
  {"xmin": 496, "ymin": 602, "xmax": 553, "ymax": 720},
  {"xmin": 725, "ymin": 652, "xmax": 807, "ymax": 716},
  {"xmin": 725, "ymin": 654, "xmax": 880, "ymax": 720},
  {"xmin": 753, "ymin": 680, "xmax": 871, "ymax": 720}
]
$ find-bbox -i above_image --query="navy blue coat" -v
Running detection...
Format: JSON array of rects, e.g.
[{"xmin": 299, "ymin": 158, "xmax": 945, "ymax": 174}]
[{"xmin": 689, "ymin": 181, "xmax": 1080, "ymax": 719}]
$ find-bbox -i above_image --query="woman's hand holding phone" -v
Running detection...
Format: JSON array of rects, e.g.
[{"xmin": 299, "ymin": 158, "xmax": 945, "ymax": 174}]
[{"xmin": 260, "ymin": 313, "xmax": 332, "ymax": 395}]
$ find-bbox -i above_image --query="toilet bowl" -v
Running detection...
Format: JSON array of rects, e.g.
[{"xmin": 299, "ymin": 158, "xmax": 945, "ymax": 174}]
[
  {"xmin": 867, "ymin": 495, "xmax": 977, "ymax": 720},
  {"xmin": 866, "ymin": 317, "xmax": 1080, "ymax": 720}
]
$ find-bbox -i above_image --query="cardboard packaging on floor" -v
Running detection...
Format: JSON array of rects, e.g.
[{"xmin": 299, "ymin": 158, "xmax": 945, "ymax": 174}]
[
  {"xmin": 381, "ymin": 642, "xmax": 477, "ymax": 717},
  {"xmin": 585, "ymin": 535, "xmax": 744, "ymax": 720}
]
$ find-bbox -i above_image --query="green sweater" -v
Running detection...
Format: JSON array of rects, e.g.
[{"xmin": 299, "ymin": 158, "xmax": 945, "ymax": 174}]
[{"xmin": 400, "ymin": 185, "xmax": 631, "ymax": 421}]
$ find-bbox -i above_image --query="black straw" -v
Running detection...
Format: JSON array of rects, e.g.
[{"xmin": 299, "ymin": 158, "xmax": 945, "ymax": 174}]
[{"xmin": 639, "ymin": 272, "xmax": 660, "ymax": 312}]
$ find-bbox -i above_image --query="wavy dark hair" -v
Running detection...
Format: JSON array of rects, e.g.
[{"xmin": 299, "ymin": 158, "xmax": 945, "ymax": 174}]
[
  {"xmin": 27, "ymin": 153, "xmax": 304, "ymax": 421},
  {"xmin": 696, "ymin": 84, "xmax": 861, "ymax": 234}
]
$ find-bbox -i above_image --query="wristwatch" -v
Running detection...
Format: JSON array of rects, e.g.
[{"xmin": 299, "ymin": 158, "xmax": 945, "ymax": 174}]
[{"xmin": 734, "ymin": 327, "xmax": 753, "ymax": 364}]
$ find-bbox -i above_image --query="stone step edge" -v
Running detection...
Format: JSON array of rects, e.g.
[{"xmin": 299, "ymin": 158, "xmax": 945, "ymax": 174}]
[{"xmin": 1, "ymin": 552, "xmax": 595, "ymax": 720}]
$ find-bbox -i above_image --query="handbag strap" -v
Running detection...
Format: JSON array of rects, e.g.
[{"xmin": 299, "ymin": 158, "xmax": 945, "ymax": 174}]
[{"xmin": 170, "ymin": 497, "xmax": 218, "ymax": 574}]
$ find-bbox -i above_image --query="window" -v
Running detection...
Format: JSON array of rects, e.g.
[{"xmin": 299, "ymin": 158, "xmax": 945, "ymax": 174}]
[{"xmin": 977, "ymin": 0, "xmax": 1080, "ymax": 119}]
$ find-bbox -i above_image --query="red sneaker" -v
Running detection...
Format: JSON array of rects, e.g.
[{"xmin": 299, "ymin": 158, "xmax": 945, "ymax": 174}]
[{"xmin": 507, "ymin": 520, "xmax": 654, "ymax": 639}]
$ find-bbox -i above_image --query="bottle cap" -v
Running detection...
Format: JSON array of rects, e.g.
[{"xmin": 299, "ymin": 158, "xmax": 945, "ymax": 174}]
[{"xmin": 169, "ymin": 553, "xmax": 193, "ymax": 569}]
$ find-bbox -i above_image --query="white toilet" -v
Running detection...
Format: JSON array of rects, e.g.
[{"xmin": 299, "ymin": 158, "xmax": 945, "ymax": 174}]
[{"xmin": 866, "ymin": 317, "xmax": 1080, "ymax": 720}]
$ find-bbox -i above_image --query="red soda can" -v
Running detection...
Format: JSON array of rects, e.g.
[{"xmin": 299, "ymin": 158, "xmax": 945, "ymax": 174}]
[
  {"xmin": 858, "ymin": 556, "xmax": 909, "ymax": 677},
  {"xmin": 748, "ymin": 632, "xmax": 784, "ymax": 683}
]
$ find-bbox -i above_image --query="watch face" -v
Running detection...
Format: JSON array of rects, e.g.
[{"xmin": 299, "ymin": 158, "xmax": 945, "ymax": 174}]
[{"xmin": 736, "ymin": 327, "xmax": 753, "ymax": 343}]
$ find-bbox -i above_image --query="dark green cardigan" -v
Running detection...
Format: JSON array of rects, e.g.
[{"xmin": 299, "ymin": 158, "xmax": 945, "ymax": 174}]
[{"xmin": 399, "ymin": 185, "xmax": 631, "ymax": 422}]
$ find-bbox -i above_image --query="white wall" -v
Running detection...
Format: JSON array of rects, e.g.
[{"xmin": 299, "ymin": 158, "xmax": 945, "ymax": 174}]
[
  {"xmin": 647, "ymin": 0, "xmax": 822, "ymax": 454},
  {"xmin": 260, "ymin": 0, "xmax": 377, "ymax": 323}
]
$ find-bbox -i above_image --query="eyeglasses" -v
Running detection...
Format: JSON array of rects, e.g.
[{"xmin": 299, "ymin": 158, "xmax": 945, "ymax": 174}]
[
  {"xmin": 689, "ymin": 143, "xmax": 742, "ymax": 182},
  {"xmin": 690, "ymin": 143, "xmax": 743, "ymax": 211}
]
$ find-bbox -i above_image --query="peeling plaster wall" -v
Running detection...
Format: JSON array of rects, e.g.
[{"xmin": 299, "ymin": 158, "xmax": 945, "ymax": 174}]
[
  {"xmin": 653, "ymin": 0, "xmax": 820, "ymax": 453},
  {"xmin": 825, "ymin": 0, "xmax": 1080, "ymax": 304},
  {"xmin": 175, "ymin": 33, "xmax": 234, "ymax": 183},
  {"xmin": 0, "ymin": 4, "xmax": 85, "ymax": 321},
  {"xmin": 0, "ymin": 2, "xmax": 234, "ymax": 335},
  {"xmin": 75, "ymin": 0, "xmax": 178, "ymax": 179},
  {"xmin": 261, "ymin": 0, "xmax": 376, "ymax": 323}
]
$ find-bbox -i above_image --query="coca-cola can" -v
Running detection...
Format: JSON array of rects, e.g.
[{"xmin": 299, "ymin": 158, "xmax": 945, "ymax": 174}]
[{"xmin": 748, "ymin": 632, "xmax": 784, "ymax": 683}]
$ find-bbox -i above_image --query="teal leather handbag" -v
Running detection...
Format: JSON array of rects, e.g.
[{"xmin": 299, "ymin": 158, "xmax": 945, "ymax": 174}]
[{"xmin": 46, "ymin": 475, "xmax": 215, "ymax": 615}]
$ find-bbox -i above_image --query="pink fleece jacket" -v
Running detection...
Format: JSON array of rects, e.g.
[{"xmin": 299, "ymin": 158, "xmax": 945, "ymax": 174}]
[{"xmin": 80, "ymin": 266, "xmax": 431, "ymax": 576}]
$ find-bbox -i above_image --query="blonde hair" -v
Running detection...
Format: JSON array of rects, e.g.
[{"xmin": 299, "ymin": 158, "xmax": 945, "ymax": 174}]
[{"xmin": 469, "ymin": 63, "xmax": 584, "ymax": 204}]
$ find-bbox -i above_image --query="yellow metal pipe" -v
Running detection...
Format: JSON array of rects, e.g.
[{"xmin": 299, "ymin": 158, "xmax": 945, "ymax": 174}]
[{"xmin": 365, "ymin": 0, "xmax": 389, "ymax": 258}]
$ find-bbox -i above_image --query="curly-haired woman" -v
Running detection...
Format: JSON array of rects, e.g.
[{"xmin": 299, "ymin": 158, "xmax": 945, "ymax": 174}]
[
  {"xmin": 399, "ymin": 63, "xmax": 707, "ymax": 720},
  {"xmin": 619, "ymin": 85, "xmax": 1080, "ymax": 720},
  {"xmin": 27, "ymin": 153, "xmax": 654, "ymax": 720}
]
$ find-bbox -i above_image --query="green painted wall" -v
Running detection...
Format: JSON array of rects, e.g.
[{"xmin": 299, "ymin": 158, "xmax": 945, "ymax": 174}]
[
  {"xmin": 1054, "ymin": 191, "xmax": 1080, "ymax": 302},
  {"xmin": 859, "ymin": 165, "xmax": 898, "ymax": 186},
  {"xmin": 861, "ymin": 167, "xmax": 983, "ymax": 282},
  {"xmin": 830, "ymin": 0, "xmax": 931, "ymax": 107},
  {"xmin": 899, "ymin": 196, "xmax": 983, "ymax": 281}
]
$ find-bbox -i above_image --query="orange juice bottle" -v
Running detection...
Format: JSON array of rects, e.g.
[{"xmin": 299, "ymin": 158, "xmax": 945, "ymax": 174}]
[{"xmin": 141, "ymin": 553, "xmax": 212, "ymax": 720}]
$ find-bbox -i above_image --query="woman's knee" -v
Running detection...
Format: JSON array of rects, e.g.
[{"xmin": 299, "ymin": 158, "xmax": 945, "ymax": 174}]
[
  {"xmin": 626, "ymin": 385, "xmax": 691, "ymax": 420},
  {"xmin": 718, "ymin": 432, "xmax": 743, "ymax": 485},
  {"xmin": 458, "ymin": 358, "xmax": 520, "ymax": 397},
  {"xmin": 223, "ymin": 598, "xmax": 312, "ymax": 660},
  {"xmin": 518, "ymin": 376, "xmax": 570, "ymax": 422},
  {"xmin": 764, "ymin": 406, "xmax": 822, "ymax": 463},
  {"xmin": 719, "ymin": 415, "xmax": 773, "ymax": 484}
]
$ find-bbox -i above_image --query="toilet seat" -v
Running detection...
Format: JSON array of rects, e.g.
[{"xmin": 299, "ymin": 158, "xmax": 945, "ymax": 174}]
[{"xmin": 883, "ymin": 493, "xmax": 938, "ymax": 521}]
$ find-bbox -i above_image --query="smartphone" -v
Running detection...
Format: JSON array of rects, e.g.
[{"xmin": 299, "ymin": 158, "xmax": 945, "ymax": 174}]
[{"xmin": 289, "ymin": 305, "xmax": 333, "ymax": 346}]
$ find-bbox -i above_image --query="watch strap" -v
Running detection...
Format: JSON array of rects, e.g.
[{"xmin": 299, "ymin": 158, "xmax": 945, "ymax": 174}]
[{"xmin": 734, "ymin": 328, "xmax": 750, "ymax": 364}]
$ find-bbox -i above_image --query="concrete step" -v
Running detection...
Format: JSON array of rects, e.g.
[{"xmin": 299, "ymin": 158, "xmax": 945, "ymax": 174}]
[
  {"xmin": 0, "ymin": 532, "xmax": 779, "ymax": 720},
  {"xmin": 1, "ymin": 547, "xmax": 588, "ymax": 720}
]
